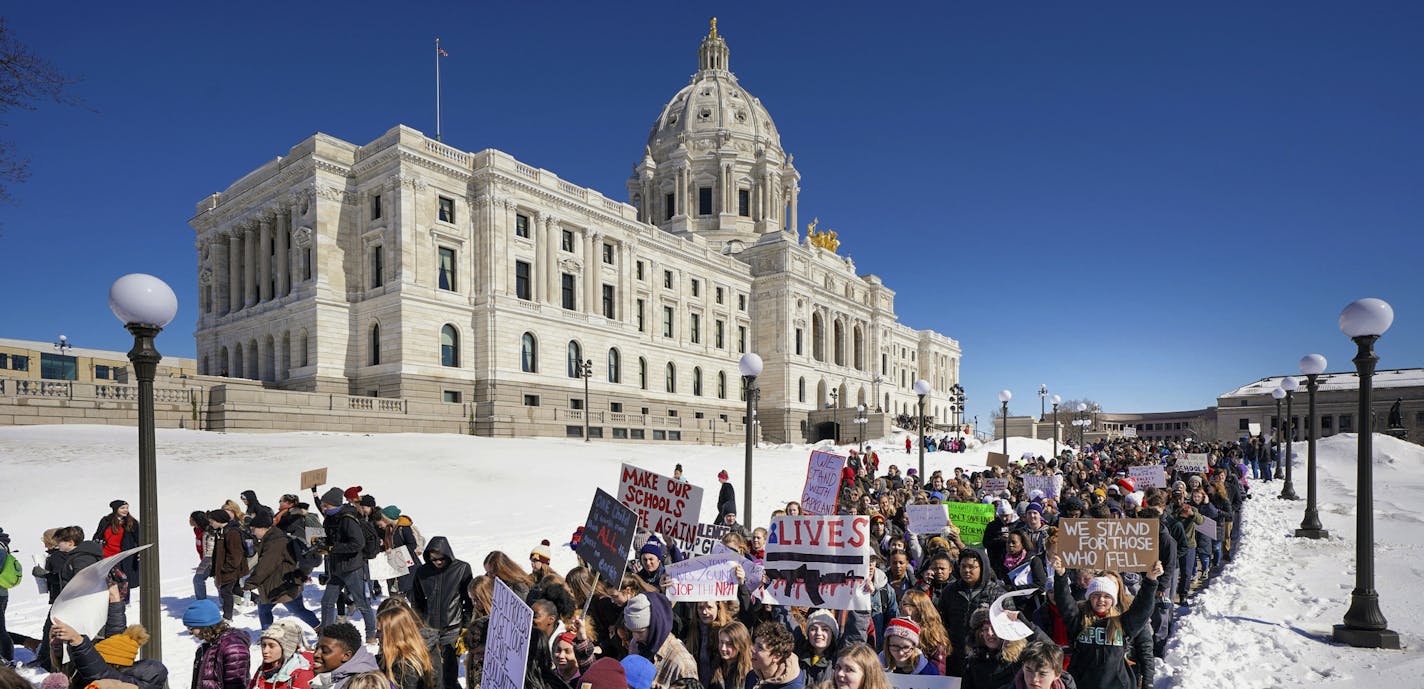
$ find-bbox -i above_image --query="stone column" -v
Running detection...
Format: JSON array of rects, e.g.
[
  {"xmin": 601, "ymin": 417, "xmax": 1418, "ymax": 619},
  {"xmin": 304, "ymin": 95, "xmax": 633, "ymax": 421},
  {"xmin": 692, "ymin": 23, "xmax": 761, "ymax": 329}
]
[
  {"xmin": 546, "ymin": 215, "xmax": 561, "ymax": 305},
  {"xmin": 228, "ymin": 231, "xmax": 242, "ymax": 313},
  {"xmin": 586, "ymin": 231, "xmax": 599, "ymax": 316},
  {"xmin": 243, "ymin": 225, "xmax": 257, "ymax": 307},
  {"xmin": 275, "ymin": 209, "xmax": 289, "ymax": 297},
  {"xmin": 533, "ymin": 211, "xmax": 547, "ymax": 303},
  {"xmin": 258, "ymin": 216, "xmax": 273, "ymax": 303},
  {"xmin": 789, "ymin": 184, "xmax": 799, "ymax": 236}
]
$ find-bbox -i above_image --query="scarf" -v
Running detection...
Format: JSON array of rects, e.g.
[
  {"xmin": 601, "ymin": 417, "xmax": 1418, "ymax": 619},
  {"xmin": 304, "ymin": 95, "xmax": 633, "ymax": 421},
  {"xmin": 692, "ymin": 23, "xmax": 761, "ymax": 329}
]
[{"xmin": 1003, "ymin": 549, "xmax": 1028, "ymax": 570}]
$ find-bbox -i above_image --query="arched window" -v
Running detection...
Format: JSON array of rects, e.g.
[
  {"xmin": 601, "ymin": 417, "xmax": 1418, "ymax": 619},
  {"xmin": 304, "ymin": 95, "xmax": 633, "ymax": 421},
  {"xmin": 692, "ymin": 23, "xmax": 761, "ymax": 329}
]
[
  {"xmin": 666, "ymin": 363, "xmax": 677, "ymax": 393},
  {"xmin": 521, "ymin": 332, "xmax": 538, "ymax": 372},
  {"xmin": 567, "ymin": 341, "xmax": 583, "ymax": 378},
  {"xmin": 812, "ymin": 313, "xmax": 825, "ymax": 362},
  {"xmin": 369, "ymin": 323, "xmax": 381, "ymax": 366},
  {"xmin": 298, "ymin": 330, "xmax": 309, "ymax": 368},
  {"xmin": 693, "ymin": 367, "xmax": 703, "ymax": 396},
  {"xmin": 441, "ymin": 324, "xmax": 459, "ymax": 367},
  {"xmin": 833, "ymin": 320, "xmax": 845, "ymax": 366},
  {"xmin": 233, "ymin": 343, "xmax": 244, "ymax": 378},
  {"xmin": 718, "ymin": 371, "xmax": 727, "ymax": 399},
  {"xmin": 639, "ymin": 357, "xmax": 648, "ymax": 390},
  {"xmin": 799, "ymin": 377, "xmax": 806, "ymax": 403},
  {"xmin": 608, "ymin": 348, "xmax": 621, "ymax": 383}
]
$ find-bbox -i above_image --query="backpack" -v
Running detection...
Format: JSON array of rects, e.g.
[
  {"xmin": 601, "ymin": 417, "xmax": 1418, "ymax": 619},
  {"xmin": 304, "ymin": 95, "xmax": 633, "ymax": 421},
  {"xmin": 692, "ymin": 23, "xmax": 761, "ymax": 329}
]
[
  {"xmin": 0, "ymin": 547, "xmax": 21, "ymax": 589},
  {"xmin": 236, "ymin": 525, "xmax": 258, "ymax": 558},
  {"xmin": 287, "ymin": 534, "xmax": 324, "ymax": 574},
  {"xmin": 342, "ymin": 513, "xmax": 382, "ymax": 559}
]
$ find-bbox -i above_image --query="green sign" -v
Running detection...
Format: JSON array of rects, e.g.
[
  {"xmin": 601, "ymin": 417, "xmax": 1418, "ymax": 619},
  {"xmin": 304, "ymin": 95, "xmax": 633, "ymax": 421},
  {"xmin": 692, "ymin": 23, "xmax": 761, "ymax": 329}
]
[{"xmin": 945, "ymin": 501, "xmax": 996, "ymax": 545}]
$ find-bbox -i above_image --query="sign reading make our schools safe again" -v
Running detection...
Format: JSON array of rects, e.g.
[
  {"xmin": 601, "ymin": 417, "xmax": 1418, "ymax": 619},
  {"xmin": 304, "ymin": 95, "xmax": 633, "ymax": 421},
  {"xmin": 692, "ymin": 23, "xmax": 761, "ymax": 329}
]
[{"xmin": 619, "ymin": 463, "xmax": 703, "ymax": 547}]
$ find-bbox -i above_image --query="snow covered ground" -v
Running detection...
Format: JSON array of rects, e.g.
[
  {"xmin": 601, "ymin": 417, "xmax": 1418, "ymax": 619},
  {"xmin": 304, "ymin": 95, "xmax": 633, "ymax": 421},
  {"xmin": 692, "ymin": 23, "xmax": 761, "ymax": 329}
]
[{"xmin": 1, "ymin": 425, "xmax": 1419, "ymax": 687}]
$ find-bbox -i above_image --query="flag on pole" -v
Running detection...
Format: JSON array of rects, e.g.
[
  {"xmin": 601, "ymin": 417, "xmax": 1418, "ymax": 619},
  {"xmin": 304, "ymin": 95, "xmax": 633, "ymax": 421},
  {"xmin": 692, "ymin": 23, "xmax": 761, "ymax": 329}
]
[{"xmin": 438, "ymin": 47, "xmax": 449, "ymax": 57}]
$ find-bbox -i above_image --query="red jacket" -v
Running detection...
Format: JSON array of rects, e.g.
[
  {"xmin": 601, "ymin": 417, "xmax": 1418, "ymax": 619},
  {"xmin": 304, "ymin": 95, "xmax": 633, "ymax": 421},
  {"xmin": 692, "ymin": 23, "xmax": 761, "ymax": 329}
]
[{"xmin": 248, "ymin": 650, "xmax": 314, "ymax": 689}]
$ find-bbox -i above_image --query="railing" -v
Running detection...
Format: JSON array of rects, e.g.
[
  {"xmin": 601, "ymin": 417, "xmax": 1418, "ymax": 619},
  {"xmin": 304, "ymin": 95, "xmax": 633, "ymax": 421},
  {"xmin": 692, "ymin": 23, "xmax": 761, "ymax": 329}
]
[
  {"xmin": 603, "ymin": 198, "xmax": 624, "ymax": 213},
  {"xmin": 9, "ymin": 380, "xmax": 72, "ymax": 398},
  {"xmin": 558, "ymin": 180, "xmax": 587, "ymax": 201},
  {"xmin": 347, "ymin": 396, "xmax": 407, "ymax": 413},
  {"xmin": 426, "ymin": 140, "xmax": 469, "ymax": 165},
  {"xmin": 514, "ymin": 163, "xmax": 540, "ymax": 180}
]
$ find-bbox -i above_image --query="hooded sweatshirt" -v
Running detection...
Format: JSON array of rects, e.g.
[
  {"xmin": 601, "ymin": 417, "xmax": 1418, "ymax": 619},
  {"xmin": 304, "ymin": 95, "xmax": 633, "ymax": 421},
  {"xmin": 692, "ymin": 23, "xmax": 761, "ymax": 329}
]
[
  {"xmin": 936, "ymin": 548, "xmax": 1008, "ymax": 676},
  {"xmin": 327, "ymin": 646, "xmax": 381, "ymax": 689},
  {"xmin": 412, "ymin": 536, "xmax": 473, "ymax": 638},
  {"xmin": 631, "ymin": 592, "xmax": 697, "ymax": 689},
  {"xmin": 1052, "ymin": 574, "xmax": 1158, "ymax": 689}
]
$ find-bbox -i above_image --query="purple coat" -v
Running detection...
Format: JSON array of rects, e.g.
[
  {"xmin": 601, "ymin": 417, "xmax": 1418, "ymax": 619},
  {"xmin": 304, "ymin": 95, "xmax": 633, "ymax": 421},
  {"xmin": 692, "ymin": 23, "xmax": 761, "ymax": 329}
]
[{"xmin": 191, "ymin": 628, "xmax": 251, "ymax": 689}]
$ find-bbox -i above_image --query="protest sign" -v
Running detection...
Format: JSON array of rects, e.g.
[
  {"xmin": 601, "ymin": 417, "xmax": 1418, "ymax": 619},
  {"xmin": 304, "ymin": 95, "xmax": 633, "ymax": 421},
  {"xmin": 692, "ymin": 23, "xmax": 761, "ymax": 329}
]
[
  {"xmin": 619, "ymin": 463, "xmax": 703, "ymax": 547},
  {"xmin": 945, "ymin": 502, "xmax": 996, "ymax": 545},
  {"xmin": 664, "ymin": 553, "xmax": 744, "ymax": 602},
  {"xmin": 989, "ymin": 589, "xmax": 1037, "ymax": 641},
  {"xmin": 906, "ymin": 504, "xmax": 949, "ymax": 535},
  {"xmin": 1195, "ymin": 516, "xmax": 1219, "ymax": 542},
  {"xmin": 986, "ymin": 452, "xmax": 1009, "ymax": 470},
  {"xmin": 1179, "ymin": 453, "xmax": 1210, "ymax": 473},
  {"xmin": 1248, "ymin": 422, "xmax": 1261, "ymax": 436},
  {"xmin": 1022, "ymin": 475, "xmax": 1063, "ymax": 500},
  {"xmin": 887, "ymin": 675, "xmax": 962, "ymax": 689},
  {"xmin": 1128, "ymin": 465, "xmax": 1166, "ymax": 489},
  {"xmin": 484, "ymin": 578, "xmax": 533, "ymax": 689},
  {"xmin": 51, "ymin": 546, "xmax": 150, "ymax": 638},
  {"xmin": 801, "ymin": 451, "xmax": 846, "ymax": 515},
  {"xmin": 981, "ymin": 478, "xmax": 1009, "ymax": 496},
  {"xmin": 763, "ymin": 515, "xmax": 871, "ymax": 610},
  {"xmin": 711, "ymin": 542, "xmax": 764, "ymax": 590},
  {"xmin": 300, "ymin": 467, "xmax": 327, "ymax": 490},
  {"xmin": 1123, "ymin": 427, "xmax": 1137, "ymax": 438},
  {"xmin": 1055, "ymin": 519, "xmax": 1158, "ymax": 572},
  {"xmin": 576, "ymin": 488, "xmax": 639, "ymax": 586},
  {"xmin": 689, "ymin": 523, "xmax": 732, "ymax": 556}
]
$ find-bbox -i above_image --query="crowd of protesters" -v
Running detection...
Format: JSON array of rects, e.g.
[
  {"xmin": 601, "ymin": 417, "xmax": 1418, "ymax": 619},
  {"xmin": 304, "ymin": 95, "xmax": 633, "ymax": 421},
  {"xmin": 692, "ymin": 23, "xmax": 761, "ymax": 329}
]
[{"xmin": 0, "ymin": 434, "xmax": 1254, "ymax": 689}]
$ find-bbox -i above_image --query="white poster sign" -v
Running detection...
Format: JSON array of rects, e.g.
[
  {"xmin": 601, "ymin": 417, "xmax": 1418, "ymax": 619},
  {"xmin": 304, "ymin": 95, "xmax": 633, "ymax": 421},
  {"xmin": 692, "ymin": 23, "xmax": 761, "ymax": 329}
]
[
  {"xmin": 763, "ymin": 515, "xmax": 871, "ymax": 611},
  {"xmin": 1179, "ymin": 453, "xmax": 1210, "ymax": 474},
  {"xmin": 1022, "ymin": 474, "xmax": 1063, "ymax": 500},
  {"xmin": 887, "ymin": 674, "xmax": 962, "ymax": 689},
  {"xmin": 484, "ymin": 577, "xmax": 533, "ymax": 689},
  {"xmin": 710, "ymin": 542, "xmax": 764, "ymax": 589},
  {"xmin": 51, "ymin": 545, "xmax": 150, "ymax": 639},
  {"xmin": 689, "ymin": 523, "xmax": 733, "ymax": 556},
  {"xmin": 981, "ymin": 478, "xmax": 1009, "ymax": 496},
  {"xmin": 801, "ymin": 451, "xmax": 846, "ymax": 516},
  {"xmin": 989, "ymin": 589, "xmax": 1037, "ymax": 641},
  {"xmin": 1122, "ymin": 427, "xmax": 1138, "ymax": 438},
  {"xmin": 619, "ymin": 463, "xmax": 704, "ymax": 547},
  {"xmin": 1128, "ymin": 465, "xmax": 1167, "ymax": 489},
  {"xmin": 906, "ymin": 504, "xmax": 949, "ymax": 535},
  {"xmin": 664, "ymin": 553, "xmax": 744, "ymax": 602},
  {"xmin": 1195, "ymin": 516, "xmax": 1219, "ymax": 542}
]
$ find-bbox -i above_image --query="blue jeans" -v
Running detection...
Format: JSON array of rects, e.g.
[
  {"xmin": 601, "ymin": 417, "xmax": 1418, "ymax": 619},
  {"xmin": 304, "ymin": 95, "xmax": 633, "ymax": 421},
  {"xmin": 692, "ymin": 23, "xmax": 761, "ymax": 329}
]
[
  {"xmin": 1249, "ymin": 457, "xmax": 1260, "ymax": 479},
  {"xmin": 258, "ymin": 597, "xmax": 322, "ymax": 630},
  {"xmin": 193, "ymin": 568, "xmax": 209, "ymax": 600},
  {"xmin": 321, "ymin": 568, "xmax": 375, "ymax": 637}
]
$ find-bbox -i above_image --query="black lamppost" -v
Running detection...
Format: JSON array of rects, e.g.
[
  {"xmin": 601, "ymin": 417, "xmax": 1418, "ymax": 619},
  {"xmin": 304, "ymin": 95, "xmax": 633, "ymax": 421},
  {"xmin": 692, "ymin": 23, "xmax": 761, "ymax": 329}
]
[
  {"xmin": 54, "ymin": 334, "xmax": 73, "ymax": 355},
  {"xmin": 108, "ymin": 273, "xmax": 179, "ymax": 664},
  {"xmin": 1075, "ymin": 402, "xmax": 1088, "ymax": 446},
  {"xmin": 739, "ymin": 353, "xmax": 763, "ymax": 526},
  {"xmin": 579, "ymin": 358, "xmax": 593, "ymax": 442},
  {"xmin": 1333, "ymin": 298, "xmax": 1400, "ymax": 648},
  {"xmin": 1051, "ymin": 394, "xmax": 1061, "ymax": 458},
  {"xmin": 998, "ymin": 389, "xmax": 1012, "ymax": 456},
  {"xmin": 854, "ymin": 404, "xmax": 868, "ymax": 455},
  {"xmin": 1271, "ymin": 387, "xmax": 1285, "ymax": 479},
  {"xmin": 828, "ymin": 388, "xmax": 840, "ymax": 444},
  {"xmin": 914, "ymin": 379, "xmax": 931, "ymax": 478},
  {"xmin": 1296, "ymin": 353, "xmax": 1329, "ymax": 538},
  {"xmin": 1280, "ymin": 376, "xmax": 1300, "ymax": 499}
]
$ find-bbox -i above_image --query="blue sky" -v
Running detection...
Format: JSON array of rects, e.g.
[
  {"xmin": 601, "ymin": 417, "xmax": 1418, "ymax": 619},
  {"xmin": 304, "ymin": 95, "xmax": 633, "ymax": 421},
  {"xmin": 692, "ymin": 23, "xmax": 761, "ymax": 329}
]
[{"xmin": 2, "ymin": 2, "xmax": 1421, "ymax": 424}]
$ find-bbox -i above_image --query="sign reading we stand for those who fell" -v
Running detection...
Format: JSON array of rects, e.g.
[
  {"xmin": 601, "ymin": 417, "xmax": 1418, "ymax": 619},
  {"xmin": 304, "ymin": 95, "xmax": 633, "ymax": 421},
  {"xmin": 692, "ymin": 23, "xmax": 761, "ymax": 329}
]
[
  {"xmin": 763, "ymin": 514, "xmax": 873, "ymax": 611},
  {"xmin": 618, "ymin": 463, "xmax": 703, "ymax": 548}
]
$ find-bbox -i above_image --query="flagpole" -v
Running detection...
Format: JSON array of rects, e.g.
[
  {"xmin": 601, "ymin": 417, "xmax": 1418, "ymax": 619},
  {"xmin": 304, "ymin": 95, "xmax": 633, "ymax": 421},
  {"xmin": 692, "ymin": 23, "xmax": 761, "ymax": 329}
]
[{"xmin": 435, "ymin": 37, "xmax": 443, "ymax": 142}]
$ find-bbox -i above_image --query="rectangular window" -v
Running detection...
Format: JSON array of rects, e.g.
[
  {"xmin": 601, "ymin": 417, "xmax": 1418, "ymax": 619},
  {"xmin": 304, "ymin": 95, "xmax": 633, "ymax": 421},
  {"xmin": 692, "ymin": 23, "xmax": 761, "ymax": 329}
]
[
  {"xmin": 637, "ymin": 299, "xmax": 646, "ymax": 332},
  {"xmin": 370, "ymin": 245, "xmax": 384, "ymax": 288},
  {"xmin": 515, "ymin": 213, "xmax": 530, "ymax": 238},
  {"xmin": 561, "ymin": 273, "xmax": 576, "ymax": 310},
  {"xmin": 1339, "ymin": 414, "xmax": 1353, "ymax": 432},
  {"xmin": 610, "ymin": 402, "xmax": 624, "ymax": 413},
  {"xmin": 371, "ymin": 194, "xmax": 382, "ymax": 220},
  {"xmin": 570, "ymin": 398, "xmax": 584, "ymax": 410},
  {"xmin": 668, "ymin": 431, "xmax": 682, "ymax": 441},
  {"xmin": 691, "ymin": 279, "xmax": 700, "ymax": 297},
  {"xmin": 698, "ymin": 187, "xmax": 713, "ymax": 215},
  {"xmin": 1321, "ymin": 415, "xmax": 1333, "ymax": 430},
  {"xmin": 1238, "ymin": 418, "xmax": 1250, "ymax": 431},
  {"xmin": 438, "ymin": 196, "xmax": 455, "ymax": 223},
  {"xmin": 303, "ymin": 248, "xmax": 313, "ymax": 280},
  {"xmin": 10, "ymin": 355, "xmax": 27, "ymax": 371},
  {"xmin": 738, "ymin": 294, "xmax": 746, "ymax": 311},
  {"xmin": 653, "ymin": 430, "xmax": 667, "ymax": 440},
  {"xmin": 795, "ymin": 328, "xmax": 803, "ymax": 355},
  {"xmin": 663, "ymin": 306, "xmax": 675, "ymax": 338},
  {"xmin": 523, "ymin": 394, "xmax": 541, "ymax": 407},
  {"xmin": 690, "ymin": 314, "xmax": 701, "ymax": 343},
  {"xmin": 716, "ymin": 286, "xmax": 725, "ymax": 304},
  {"xmin": 636, "ymin": 261, "xmax": 646, "ymax": 280},
  {"xmin": 738, "ymin": 189, "xmax": 750, "ymax": 217},
  {"xmin": 438, "ymin": 247, "xmax": 456, "ymax": 290},
  {"xmin": 612, "ymin": 428, "xmax": 629, "ymax": 439},
  {"xmin": 95, "ymin": 365, "xmax": 111, "ymax": 380},
  {"xmin": 588, "ymin": 427, "xmax": 605, "ymax": 439},
  {"xmin": 2, "ymin": 353, "xmax": 11, "ymax": 368},
  {"xmin": 40, "ymin": 353, "xmax": 78, "ymax": 381},
  {"xmin": 515, "ymin": 260, "xmax": 532, "ymax": 300},
  {"xmin": 603, "ymin": 243, "xmax": 614, "ymax": 264},
  {"xmin": 738, "ymin": 325, "xmax": 747, "ymax": 353},
  {"xmin": 443, "ymin": 390, "xmax": 462, "ymax": 403},
  {"xmin": 716, "ymin": 320, "xmax": 725, "ymax": 348},
  {"xmin": 631, "ymin": 428, "xmax": 646, "ymax": 440},
  {"xmin": 602, "ymin": 284, "xmax": 616, "ymax": 319},
  {"xmin": 663, "ymin": 270, "xmax": 673, "ymax": 289},
  {"xmin": 664, "ymin": 192, "xmax": 675, "ymax": 221},
  {"xmin": 668, "ymin": 409, "xmax": 678, "ymax": 417},
  {"xmin": 882, "ymin": 353, "xmax": 888, "ymax": 374},
  {"xmin": 566, "ymin": 426, "xmax": 585, "ymax": 438},
  {"xmin": 562, "ymin": 229, "xmax": 574, "ymax": 252}
]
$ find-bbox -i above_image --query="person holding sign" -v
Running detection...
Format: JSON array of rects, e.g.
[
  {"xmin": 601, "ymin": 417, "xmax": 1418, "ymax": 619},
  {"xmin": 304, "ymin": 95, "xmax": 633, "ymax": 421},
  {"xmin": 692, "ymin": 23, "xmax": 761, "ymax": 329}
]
[
  {"xmin": 1049, "ymin": 556, "xmax": 1163, "ymax": 689},
  {"xmin": 962, "ymin": 605, "xmax": 1054, "ymax": 689}
]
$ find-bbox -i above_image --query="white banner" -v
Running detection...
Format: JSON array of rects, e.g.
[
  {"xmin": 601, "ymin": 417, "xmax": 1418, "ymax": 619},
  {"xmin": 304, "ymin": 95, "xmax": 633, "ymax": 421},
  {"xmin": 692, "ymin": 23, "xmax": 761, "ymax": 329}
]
[
  {"xmin": 484, "ymin": 578, "xmax": 533, "ymax": 689},
  {"xmin": 369, "ymin": 548, "xmax": 413, "ymax": 581},
  {"xmin": 989, "ymin": 589, "xmax": 1037, "ymax": 641},
  {"xmin": 663, "ymin": 553, "xmax": 743, "ymax": 602},
  {"xmin": 1128, "ymin": 465, "xmax": 1167, "ymax": 489},
  {"xmin": 801, "ymin": 451, "xmax": 846, "ymax": 516},
  {"xmin": 619, "ymin": 464, "xmax": 704, "ymax": 547},
  {"xmin": 1179, "ymin": 453, "xmax": 1210, "ymax": 474},
  {"xmin": 51, "ymin": 545, "xmax": 150, "ymax": 639},
  {"xmin": 906, "ymin": 504, "xmax": 949, "ymax": 535},
  {"xmin": 1022, "ymin": 474, "xmax": 1063, "ymax": 500},
  {"xmin": 763, "ymin": 515, "xmax": 871, "ymax": 611}
]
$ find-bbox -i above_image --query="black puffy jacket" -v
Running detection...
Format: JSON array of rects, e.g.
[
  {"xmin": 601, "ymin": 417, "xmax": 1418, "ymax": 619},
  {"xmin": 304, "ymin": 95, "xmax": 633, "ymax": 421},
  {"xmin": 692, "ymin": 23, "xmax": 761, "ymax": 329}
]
[
  {"xmin": 412, "ymin": 536, "xmax": 473, "ymax": 634},
  {"xmin": 937, "ymin": 548, "xmax": 1008, "ymax": 677},
  {"xmin": 322, "ymin": 505, "xmax": 368, "ymax": 575}
]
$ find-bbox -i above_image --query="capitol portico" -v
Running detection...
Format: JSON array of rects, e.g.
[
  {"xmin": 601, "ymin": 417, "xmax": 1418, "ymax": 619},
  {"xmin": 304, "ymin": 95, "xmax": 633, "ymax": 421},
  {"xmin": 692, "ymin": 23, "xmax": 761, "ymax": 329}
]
[{"xmin": 188, "ymin": 22, "xmax": 961, "ymax": 443}]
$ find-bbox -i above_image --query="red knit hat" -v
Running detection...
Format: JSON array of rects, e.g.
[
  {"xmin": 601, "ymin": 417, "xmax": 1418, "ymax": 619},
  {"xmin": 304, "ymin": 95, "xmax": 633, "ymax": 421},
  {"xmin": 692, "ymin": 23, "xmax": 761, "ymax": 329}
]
[
  {"xmin": 343, "ymin": 486, "xmax": 363, "ymax": 501},
  {"xmin": 1115, "ymin": 477, "xmax": 1137, "ymax": 494},
  {"xmin": 884, "ymin": 617, "xmax": 921, "ymax": 645}
]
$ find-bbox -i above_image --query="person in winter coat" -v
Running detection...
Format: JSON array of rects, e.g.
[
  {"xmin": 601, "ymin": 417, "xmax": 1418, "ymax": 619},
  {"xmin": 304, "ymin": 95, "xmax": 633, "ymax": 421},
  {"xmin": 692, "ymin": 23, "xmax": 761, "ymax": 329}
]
[
  {"xmin": 244, "ymin": 511, "xmax": 321, "ymax": 629},
  {"xmin": 312, "ymin": 623, "xmax": 380, "ymax": 689},
  {"xmin": 53, "ymin": 527, "xmax": 103, "ymax": 593},
  {"xmin": 624, "ymin": 593, "xmax": 697, "ymax": 689},
  {"xmin": 241, "ymin": 491, "xmax": 270, "ymax": 523},
  {"xmin": 1004, "ymin": 642, "xmax": 1077, "ymax": 689},
  {"xmin": 710, "ymin": 621, "xmax": 754, "ymax": 689},
  {"xmin": 190, "ymin": 511, "xmax": 215, "ymax": 601},
  {"xmin": 378, "ymin": 506, "xmax": 420, "ymax": 597},
  {"xmin": 316, "ymin": 488, "xmax": 376, "ymax": 642},
  {"xmin": 717, "ymin": 471, "xmax": 737, "ymax": 521},
  {"xmin": 936, "ymin": 548, "xmax": 1008, "ymax": 677},
  {"xmin": 879, "ymin": 618, "xmax": 938, "ymax": 676},
  {"xmin": 185, "ymin": 600, "xmax": 250, "ymax": 689},
  {"xmin": 95, "ymin": 500, "xmax": 141, "ymax": 590},
  {"xmin": 0, "ymin": 528, "xmax": 14, "ymax": 668},
  {"xmin": 411, "ymin": 537, "xmax": 472, "ymax": 689},
  {"xmin": 251, "ymin": 619, "xmax": 316, "ymax": 689},
  {"xmin": 1050, "ymin": 557, "xmax": 1162, "ymax": 689},
  {"xmin": 796, "ymin": 610, "xmax": 844, "ymax": 685},
  {"xmin": 959, "ymin": 605, "xmax": 1053, "ymax": 689},
  {"xmin": 207, "ymin": 510, "xmax": 249, "ymax": 622},
  {"xmin": 982, "ymin": 503, "xmax": 1017, "ymax": 584},
  {"xmin": 831, "ymin": 643, "xmax": 893, "ymax": 689},
  {"xmin": 895, "ymin": 591, "xmax": 949, "ymax": 675},
  {"xmin": 746, "ymin": 621, "xmax": 803, "ymax": 689},
  {"xmin": 48, "ymin": 619, "xmax": 168, "ymax": 689},
  {"xmin": 376, "ymin": 606, "xmax": 435, "ymax": 689}
]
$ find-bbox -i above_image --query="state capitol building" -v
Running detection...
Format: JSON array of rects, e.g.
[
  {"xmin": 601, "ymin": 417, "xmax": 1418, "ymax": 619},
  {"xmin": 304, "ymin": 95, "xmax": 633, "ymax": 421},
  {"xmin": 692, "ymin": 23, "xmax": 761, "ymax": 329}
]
[{"xmin": 189, "ymin": 22, "xmax": 961, "ymax": 443}]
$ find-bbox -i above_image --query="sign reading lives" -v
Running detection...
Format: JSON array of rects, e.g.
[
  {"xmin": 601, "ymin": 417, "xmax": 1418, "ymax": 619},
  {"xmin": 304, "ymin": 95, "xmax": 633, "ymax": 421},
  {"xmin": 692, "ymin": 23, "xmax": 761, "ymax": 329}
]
[
  {"xmin": 619, "ymin": 463, "xmax": 703, "ymax": 547},
  {"xmin": 762, "ymin": 515, "xmax": 872, "ymax": 611},
  {"xmin": 576, "ymin": 488, "xmax": 639, "ymax": 586},
  {"xmin": 1055, "ymin": 518, "xmax": 1159, "ymax": 572},
  {"xmin": 800, "ymin": 451, "xmax": 845, "ymax": 516},
  {"xmin": 484, "ymin": 578, "xmax": 534, "ymax": 689}
]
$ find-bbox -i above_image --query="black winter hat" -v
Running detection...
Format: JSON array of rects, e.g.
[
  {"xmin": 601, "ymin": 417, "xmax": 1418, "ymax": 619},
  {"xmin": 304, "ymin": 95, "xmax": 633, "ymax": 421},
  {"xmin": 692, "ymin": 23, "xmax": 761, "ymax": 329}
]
[
  {"xmin": 249, "ymin": 510, "xmax": 274, "ymax": 529},
  {"xmin": 206, "ymin": 510, "xmax": 229, "ymax": 523},
  {"xmin": 359, "ymin": 495, "xmax": 377, "ymax": 508},
  {"xmin": 319, "ymin": 487, "xmax": 344, "ymax": 507},
  {"xmin": 110, "ymin": 500, "xmax": 128, "ymax": 511}
]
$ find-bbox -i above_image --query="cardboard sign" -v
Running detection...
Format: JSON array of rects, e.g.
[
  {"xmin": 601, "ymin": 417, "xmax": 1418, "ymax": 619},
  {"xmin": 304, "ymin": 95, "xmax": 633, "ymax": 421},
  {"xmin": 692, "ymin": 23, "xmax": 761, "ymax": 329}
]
[
  {"xmin": 51, "ymin": 545, "xmax": 150, "ymax": 638},
  {"xmin": 1195, "ymin": 516, "xmax": 1219, "ymax": 542},
  {"xmin": 945, "ymin": 501, "xmax": 996, "ymax": 545},
  {"xmin": 906, "ymin": 504, "xmax": 949, "ymax": 535},
  {"xmin": 1179, "ymin": 453, "xmax": 1210, "ymax": 474},
  {"xmin": 1128, "ymin": 465, "xmax": 1166, "ymax": 489},
  {"xmin": 763, "ymin": 515, "xmax": 872, "ymax": 611},
  {"xmin": 300, "ymin": 467, "xmax": 327, "ymax": 490},
  {"xmin": 887, "ymin": 674, "xmax": 962, "ymax": 689},
  {"xmin": 1248, "ymin": 422, "xmax": 1262, "ymax": 436},
  {"xmin": 689, "ymin": 523, "xmax": 732, "ymax": 556},
  {"xmin": 981, "ymin": 478, "xmax": 1009, "ymax": 496},
  {"xmin": 1022, "ymin": 475, "xmax": 1063, "ymax": 500},
  {"xmin": 801, "ymin": 451, "xmax": 846, "ymax": 515},
  {"xmin": 619, "ymin": 464, "xmax": 703, "ymax": 547},
  {"xmin": 664, "ymin": 553, "xmax": 744, "ymax": 602},
  {"xmin": 576, "ymin": 488, "xmax": 639, "ymax": 586},
  {"xmin": 485, "ymin": 578, "xmax": 533, "ymax": 689},
  {"xmin": 986, "ymin": 452, "xmax": 1009, "ymax": 469},
  {"xmin": 1055, "ymin": 518, "xmax": 1159, "ymax": 572}
]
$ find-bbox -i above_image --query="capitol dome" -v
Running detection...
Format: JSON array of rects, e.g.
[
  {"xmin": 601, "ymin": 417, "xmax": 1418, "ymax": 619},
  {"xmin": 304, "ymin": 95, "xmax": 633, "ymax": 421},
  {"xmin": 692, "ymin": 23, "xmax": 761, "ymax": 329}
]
[{"xmin": 645, "ymin": 23, "xmax": 781, "ymax": 155}]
